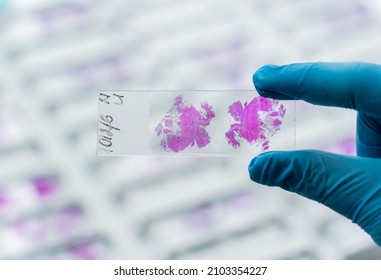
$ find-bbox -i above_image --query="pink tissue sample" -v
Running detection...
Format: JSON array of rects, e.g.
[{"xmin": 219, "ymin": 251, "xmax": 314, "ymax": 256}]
[
  {"xmin": 226, "ymin": 96, "xmax": 286, "ymax": 150},
  {"xmin": 156, "ymin": 95, "xmax": 215, "ymax": 152}
]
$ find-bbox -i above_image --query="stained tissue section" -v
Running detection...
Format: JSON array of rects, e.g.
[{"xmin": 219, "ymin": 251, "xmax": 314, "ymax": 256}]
[
  {"xmin": 226, "ymin": 96, "xmax": 286, "ymax": 150},
  {"xmin": 156, "ymin": 95, "xmax": 215, "ymax": 152}
]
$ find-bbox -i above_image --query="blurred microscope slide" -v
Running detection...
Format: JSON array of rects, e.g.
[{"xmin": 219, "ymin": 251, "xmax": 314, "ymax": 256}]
[{"xmin": 0, "ymin": 0, "xmax": 381, "ymax": 259}]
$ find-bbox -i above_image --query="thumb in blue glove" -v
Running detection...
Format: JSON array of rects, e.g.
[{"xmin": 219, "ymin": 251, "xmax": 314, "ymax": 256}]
[{"xmin": 249, "ymin": 62, "xmax": 381, "ymax": 246}]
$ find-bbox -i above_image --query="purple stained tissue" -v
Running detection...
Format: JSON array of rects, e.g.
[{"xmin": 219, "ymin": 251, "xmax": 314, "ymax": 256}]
[
  {"xmin": 156, "ymin": 95, "xmax": 215, "ymax": 152},
  {"xmin": 226, "ymin": 96, "xmax": 286, "ymax": 150}
]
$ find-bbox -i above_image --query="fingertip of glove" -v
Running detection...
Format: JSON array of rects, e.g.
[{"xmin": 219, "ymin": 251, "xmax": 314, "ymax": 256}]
[
  {"xmin": 248, "ymin": 151, "xmax": 292, "ymax": 186},
  {"xmin": 253, "ymin": 64, "xmax": 279, "ymax": 92},
  {"xmin": 248, "ymin": 157, "xmax": 258, "ymax": 182},
  {"xmin": 248, "ymin": 154, "xmax": 268, "ymax": 183}
]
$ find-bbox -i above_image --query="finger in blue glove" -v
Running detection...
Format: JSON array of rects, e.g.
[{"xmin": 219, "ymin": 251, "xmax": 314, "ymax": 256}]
[{"xmin": 249, "ymin": 62, "xmax": 381, "ymax": 246}]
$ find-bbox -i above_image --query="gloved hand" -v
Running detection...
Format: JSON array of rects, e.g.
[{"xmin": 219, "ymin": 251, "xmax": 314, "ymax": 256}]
[{"xmin": 249, "ymin": 62, "xmax": 381, "ymax": 246}]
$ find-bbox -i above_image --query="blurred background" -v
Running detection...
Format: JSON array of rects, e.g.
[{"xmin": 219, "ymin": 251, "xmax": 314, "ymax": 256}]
[{"xmin": 1, "ymin": 0, "xmax": 381, "ymax": 259}]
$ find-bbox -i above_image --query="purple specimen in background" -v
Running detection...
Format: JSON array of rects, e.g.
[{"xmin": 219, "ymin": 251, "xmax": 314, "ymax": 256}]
[
  {"xmin": 68, "ymin": 242, "xmax": 97, "ymax": 260},
  {"xmin": 226, "ymin": 96, "xmax": 285, "ymax": 150},
  {"xmin": 337, "ymin": 137, "xmax": 356, "ymax": 155},
  {"xmin": 31, "ymin": 176, "xmax": 57, "ymax": 198},
  {"xmin": 186, "ymin": 203, "xmax": 214, "ymax": 229},
  {"xmin": 224, "ymin": 191, "xmax": 253, "ymax": 211},
  {"xmin": 0, "ymin": 191, "xmax": 8, "ymax": 207},
  {"xmin": 156, "ymin": 95, "xmax": 215, "ymax": 152},
  {"xmin": 57, "ymin": 205, "xmax": 83, "ymax": 232}
]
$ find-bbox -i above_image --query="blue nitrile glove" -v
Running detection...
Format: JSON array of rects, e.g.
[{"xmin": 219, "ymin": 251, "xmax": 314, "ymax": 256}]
[{"xmin": 249, "ymin": 62, "xmax": 381, "ymax": 246}]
